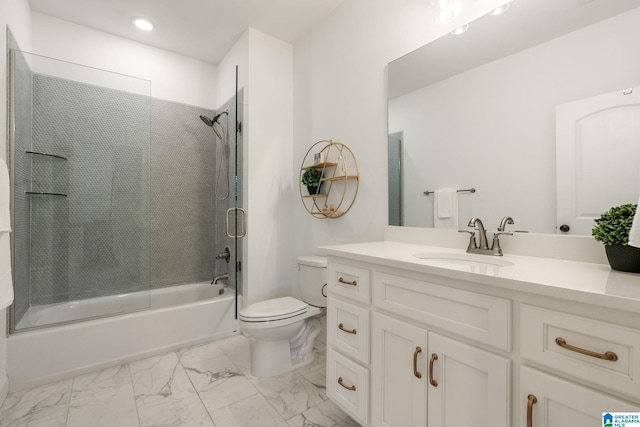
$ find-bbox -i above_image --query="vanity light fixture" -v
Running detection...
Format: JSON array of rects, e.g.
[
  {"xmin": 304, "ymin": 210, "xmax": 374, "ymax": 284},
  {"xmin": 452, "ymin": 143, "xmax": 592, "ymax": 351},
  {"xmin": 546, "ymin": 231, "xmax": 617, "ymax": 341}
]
[
  {"xmin": 488, "ymin": 2, "xmax": 510, "ymax": 16},
  {"xmin": 450, "ymin": 24, "xmax": 469, "ymax": 35},
  {"xmin": 133, "ymin": 17, "xmax": 154, "ymax": 31},
  {"xmin": 432, "ymin": 0, "xmax": 456, "ymax": 22}
]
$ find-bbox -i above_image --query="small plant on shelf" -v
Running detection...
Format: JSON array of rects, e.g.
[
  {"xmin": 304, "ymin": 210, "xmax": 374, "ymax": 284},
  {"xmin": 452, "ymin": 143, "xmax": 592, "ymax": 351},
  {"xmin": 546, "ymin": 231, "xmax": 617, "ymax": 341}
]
[{"xmin": 301, "ymin": 168, "xmax": 323, "ymax": 195}]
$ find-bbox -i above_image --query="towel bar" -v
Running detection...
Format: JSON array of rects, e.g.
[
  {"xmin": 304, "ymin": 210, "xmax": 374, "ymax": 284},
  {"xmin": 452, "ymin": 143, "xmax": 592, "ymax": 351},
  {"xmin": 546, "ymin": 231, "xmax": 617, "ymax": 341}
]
[{"xmin": 423, "ymin": 188, "xmax": 475, "ymax": 196}]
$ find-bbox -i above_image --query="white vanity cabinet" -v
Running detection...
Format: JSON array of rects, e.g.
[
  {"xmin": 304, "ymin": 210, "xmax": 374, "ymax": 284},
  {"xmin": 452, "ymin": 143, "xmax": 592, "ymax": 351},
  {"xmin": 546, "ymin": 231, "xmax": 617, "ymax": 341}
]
[
  {"xmin": 326, "ymin": 259, "xmax": 511, "ymax": 427},
  {"xmin": 323, "ymin": 242, "xmax": 640, "ymax": 427},
  {"xmin": 520, "ymin": 367, "xmax": 640, "ymax": 427},
  {"xmin": 371, "ymin": 313, "xmax": 510, "ymax": 427},
  {"xmin": 326, "ymin": 262, "xmax": 372, "ymax": 426},
  {"xmin": 371, "ymin": 312, "xmax": 426, "ymax": 426},
  {"xmin": 370, "ymin": 272, "xmax": 511, "ymax": 427},
  {"xmin": 519, "ymin": 305, "xmax": 640, "ymax": 426}
]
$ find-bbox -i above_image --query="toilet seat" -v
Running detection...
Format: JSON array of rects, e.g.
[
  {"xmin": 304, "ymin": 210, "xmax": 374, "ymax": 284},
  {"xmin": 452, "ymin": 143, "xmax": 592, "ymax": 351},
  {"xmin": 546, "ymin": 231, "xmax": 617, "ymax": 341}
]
[{"xmin": 239, "ymin": 297, "xmax": 308, "ymax": 322}]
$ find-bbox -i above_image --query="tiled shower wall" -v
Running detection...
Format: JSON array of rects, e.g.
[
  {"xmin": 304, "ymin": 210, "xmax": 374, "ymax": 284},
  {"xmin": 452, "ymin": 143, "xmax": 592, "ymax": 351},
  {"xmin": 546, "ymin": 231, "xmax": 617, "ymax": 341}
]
[
  {"xmin": 9, "ymin": 43, "xmax": 32, "ymax": 323},
  {"xmin": 11, "ymin": 58, "xmax": 242, "ymax": 325}
]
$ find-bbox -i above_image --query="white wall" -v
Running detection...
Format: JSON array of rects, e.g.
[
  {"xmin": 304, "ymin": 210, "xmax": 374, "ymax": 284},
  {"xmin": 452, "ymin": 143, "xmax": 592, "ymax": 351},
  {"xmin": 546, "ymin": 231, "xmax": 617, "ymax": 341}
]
[
  {"xmin": 217, "ymin": 32, "xmax": 248, "ymax": 109},
  {"xmin": 0, "ymin": 0, "xmax": 32, "ymax": 406},
  {"xmin": 245, "ymin": 30, "xmax": 294, "ymax": 305},
  {"xmin": 218, "ymin": 29, "xmax": 295, "ymax": 306},
  {"xmin": 31, "ymin": 12, "xmax": 217, "ymax": 108},
  {"xmin": 292, "ymin": 0, "xmax": 511, "ymax": 258}
]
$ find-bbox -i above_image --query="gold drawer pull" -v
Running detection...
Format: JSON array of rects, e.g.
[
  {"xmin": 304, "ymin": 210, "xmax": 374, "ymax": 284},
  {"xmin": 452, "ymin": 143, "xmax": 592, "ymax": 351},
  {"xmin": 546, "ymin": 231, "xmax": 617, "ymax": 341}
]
[
  {"xmin": 555, "ymin": 337, "xmax": 618, "ymax": 361},
  {"xmin": 413, "ymin": 346, "xmax": 422, "ymax": 379},
  {"xmin": 338, "ymin": 277, "xmax": 358, "ymax": 286},
  {"xmin": 338, "ymin": 377, "xmax": 356, "ymax": 391},
  {"xmin": 429, "ymin": 353, "xmax": 438, "ymax": 387},
  {"xmin": 338, "ymin": 323, "xmax": 357, "ymax": 335},
  {"xmin": 527, "ymin": 394, "xmax": 537, "ymax": 427}
]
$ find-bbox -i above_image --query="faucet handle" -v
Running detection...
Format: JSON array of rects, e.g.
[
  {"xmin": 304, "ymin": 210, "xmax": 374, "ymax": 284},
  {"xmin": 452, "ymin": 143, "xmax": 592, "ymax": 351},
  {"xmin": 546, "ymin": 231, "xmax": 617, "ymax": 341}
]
[
  {"xmin": 490, "ymin": 230, "xmax": 513, "ymax": 256},
  {"xmin": 458, "ymin": 230, "xmax": 478, "ymax": 251}
]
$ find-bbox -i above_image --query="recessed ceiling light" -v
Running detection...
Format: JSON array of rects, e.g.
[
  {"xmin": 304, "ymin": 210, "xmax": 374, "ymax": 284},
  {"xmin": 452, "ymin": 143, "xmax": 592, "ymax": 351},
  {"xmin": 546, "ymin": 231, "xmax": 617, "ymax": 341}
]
[
  {"xmin": 488, "ymin": 3, "xmax": 510, "ymax": 16},
  {"xmin": 133, "ymin": 18, "xmax": 154, "ymax": 31},
  {"xmin": 433, "ymin": 0, "xmax": 456, "ymax": 22},
  {"xmin": 450, "ymin": 24, "xmax": 469, "ymax": 35}
]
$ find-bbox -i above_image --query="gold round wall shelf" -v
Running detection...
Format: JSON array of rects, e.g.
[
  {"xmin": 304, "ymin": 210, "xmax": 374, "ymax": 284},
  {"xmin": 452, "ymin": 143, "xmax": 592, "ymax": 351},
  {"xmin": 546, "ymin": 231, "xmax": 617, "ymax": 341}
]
[{"xmin": 299, "ymin": 140, "xmax": 359, "ymax": 219}]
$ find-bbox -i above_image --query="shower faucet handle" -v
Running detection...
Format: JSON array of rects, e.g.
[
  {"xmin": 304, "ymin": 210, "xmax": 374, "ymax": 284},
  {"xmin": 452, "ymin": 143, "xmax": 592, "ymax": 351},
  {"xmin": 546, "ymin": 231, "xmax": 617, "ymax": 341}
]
[{"xmin": 215, "ymin": 247, "xmax": 231, "ymax": 263}]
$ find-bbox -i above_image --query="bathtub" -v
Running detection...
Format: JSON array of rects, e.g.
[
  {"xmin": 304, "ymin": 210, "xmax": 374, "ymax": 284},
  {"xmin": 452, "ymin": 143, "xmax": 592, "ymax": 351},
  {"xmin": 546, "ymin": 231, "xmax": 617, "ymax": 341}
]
[{"xmin": 7, "ymin": 282, "xmax": 239, "ymax": 392}]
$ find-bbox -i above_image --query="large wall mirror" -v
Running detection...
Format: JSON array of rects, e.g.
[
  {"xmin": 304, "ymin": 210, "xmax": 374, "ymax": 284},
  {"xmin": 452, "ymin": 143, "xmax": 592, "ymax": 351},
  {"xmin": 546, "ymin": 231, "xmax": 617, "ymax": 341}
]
[{"xmin": 388, "ymin": 0, "xmax": 640, "ymax": 235}]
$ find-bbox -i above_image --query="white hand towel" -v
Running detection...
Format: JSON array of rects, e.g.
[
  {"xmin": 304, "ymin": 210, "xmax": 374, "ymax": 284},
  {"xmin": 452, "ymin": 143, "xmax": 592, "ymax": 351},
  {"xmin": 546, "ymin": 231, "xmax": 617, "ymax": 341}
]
[
  {"xmin": 0, "ymin": 158, "xmax": 13, "ymax": 309},
  {"xmin": 434, "ymin": 188, "xmax": 458, "ymax": 229},
  {"xmin": 629, "ymin": 197, "xmax": 640, "ymax": 248}
]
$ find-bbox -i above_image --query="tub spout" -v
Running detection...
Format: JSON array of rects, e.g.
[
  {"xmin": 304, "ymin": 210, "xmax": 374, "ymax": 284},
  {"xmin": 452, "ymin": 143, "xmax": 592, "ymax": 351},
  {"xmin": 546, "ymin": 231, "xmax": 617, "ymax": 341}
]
[{"xmin": 211, "ymin": 273, "xmax": 229, "ymax": 284}]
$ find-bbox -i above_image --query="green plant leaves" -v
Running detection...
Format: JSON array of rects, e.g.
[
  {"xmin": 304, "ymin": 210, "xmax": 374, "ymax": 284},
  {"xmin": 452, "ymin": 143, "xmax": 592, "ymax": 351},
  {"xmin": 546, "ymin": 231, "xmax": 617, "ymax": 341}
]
[
  {"xmin": 301, "ymin": 168, "xmax": 322, "ymax": 186},
  {"xmin": 592, "ymin": 203, "xmax": 637, "ymax": 246}
]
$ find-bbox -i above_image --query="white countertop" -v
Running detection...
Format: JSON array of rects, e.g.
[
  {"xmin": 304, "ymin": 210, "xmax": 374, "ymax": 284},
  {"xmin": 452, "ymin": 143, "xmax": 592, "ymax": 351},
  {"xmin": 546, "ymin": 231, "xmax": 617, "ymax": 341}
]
[{"xmin": 319, "ymin": 241, "xmax": 640, "ymax": 312}]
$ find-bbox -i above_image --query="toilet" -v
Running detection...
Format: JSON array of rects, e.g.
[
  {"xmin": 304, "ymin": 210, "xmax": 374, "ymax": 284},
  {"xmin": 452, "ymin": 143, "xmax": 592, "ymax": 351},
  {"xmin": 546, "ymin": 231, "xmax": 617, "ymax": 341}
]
[{"xmin": 239, "ymin": 256, "xmax": 327, "ymax": 377}]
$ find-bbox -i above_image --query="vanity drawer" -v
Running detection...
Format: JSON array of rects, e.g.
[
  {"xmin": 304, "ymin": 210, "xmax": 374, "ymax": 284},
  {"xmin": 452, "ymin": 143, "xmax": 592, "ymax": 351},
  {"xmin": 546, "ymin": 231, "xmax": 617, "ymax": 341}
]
[
  {"xmin": 373, "ymin": 272, "xmax": 510, "ymax": 351},
  {"xmin": 327, "ymin": 297, "xmax": 370, "ymax": 364},
  {"xmin": 521, "ymin": 305, "xmax": 640, "ymax": 400},
  {"xmin": 328, "ymin": 262, "xmax": 371, "ymax": 304},
  {"xmin": 327, "ymin": 348, "xmax": 370, "ymax": 426}
]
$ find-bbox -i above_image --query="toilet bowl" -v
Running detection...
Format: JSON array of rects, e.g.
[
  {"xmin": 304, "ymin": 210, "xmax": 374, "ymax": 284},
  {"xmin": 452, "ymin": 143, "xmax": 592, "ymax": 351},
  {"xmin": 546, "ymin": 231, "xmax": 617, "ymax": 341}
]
[{"xmin": 239, "ymin": 256, "xmax": 327, "ymax": 377}]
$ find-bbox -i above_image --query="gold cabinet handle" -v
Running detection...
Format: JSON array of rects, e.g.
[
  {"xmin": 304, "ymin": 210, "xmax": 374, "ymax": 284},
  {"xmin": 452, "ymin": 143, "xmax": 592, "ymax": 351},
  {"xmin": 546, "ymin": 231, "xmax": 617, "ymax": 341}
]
[
  {"xmin": 555, "ymin": 337, "xmax": 618, "ymax": 361},
  {"xmin": 338, "ymin": 377, "xmax": 356, "ymax": 391},
  {"xmin": 338, "ymin": 323, "xmax": 357, "ymax": 335},
  {"xmin": 429, "ymin": 353, "xmax": 438, "ymax": 387},
  {"xmin": 527, "ymin": 394, "xmax": 537, "ymax": 427},
  {"xmin": 338, "ymin": 277, "xmax": 357, "ymax": 286},
  {"xmin": 413, "ymin": 347, "xmax": 422, "ymax": 379}
]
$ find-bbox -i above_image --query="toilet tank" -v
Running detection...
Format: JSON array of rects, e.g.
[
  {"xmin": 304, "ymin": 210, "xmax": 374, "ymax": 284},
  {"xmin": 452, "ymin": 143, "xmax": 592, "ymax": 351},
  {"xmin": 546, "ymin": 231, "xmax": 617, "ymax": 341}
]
[{"xmin": 297, "ymin": 256, "xmax": 328, "ymax": 308}]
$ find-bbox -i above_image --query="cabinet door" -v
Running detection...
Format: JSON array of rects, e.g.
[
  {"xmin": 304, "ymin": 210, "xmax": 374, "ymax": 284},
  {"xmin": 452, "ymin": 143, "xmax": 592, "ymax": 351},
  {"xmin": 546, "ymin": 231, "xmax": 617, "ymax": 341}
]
[
  {"xmin": 428, "ymin": 332, "xmax": 510, "ymax": 427},
  {"xmin": 372, "ymin": 312, "xmax": 427, "ymax": 427},
  {"xmin": 521, "ymin": 366, "xmax": 640, "ymax": 427}
]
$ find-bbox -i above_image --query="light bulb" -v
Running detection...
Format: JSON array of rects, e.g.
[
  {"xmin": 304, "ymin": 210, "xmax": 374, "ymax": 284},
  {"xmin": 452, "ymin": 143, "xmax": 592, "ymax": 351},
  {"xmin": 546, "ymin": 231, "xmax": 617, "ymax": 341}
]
[
  {"xmin": 133, "ymin": 18, "xmax": 154, "ymax": 31},
  {"xmin": 488, "ymin": 3, "xmax": 510, "ymax": 16},
  {"xmin": 450, "ymin": 24, "xmax": 469, "ymax": 35},
  {"xmin": 433, "ymin": 0, "xmax": 456, "ymax": 22}
]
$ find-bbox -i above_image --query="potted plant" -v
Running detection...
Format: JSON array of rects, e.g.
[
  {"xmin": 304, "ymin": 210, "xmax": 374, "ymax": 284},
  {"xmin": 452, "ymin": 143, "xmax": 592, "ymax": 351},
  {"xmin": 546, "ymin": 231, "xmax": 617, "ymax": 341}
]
[
  {"xmin": 302, "ymin": 168, "xmax": 323, "ymax": 195},
  {"xmin": 592, "ymin": 203, "xmax": 640, "ymax": 272}
]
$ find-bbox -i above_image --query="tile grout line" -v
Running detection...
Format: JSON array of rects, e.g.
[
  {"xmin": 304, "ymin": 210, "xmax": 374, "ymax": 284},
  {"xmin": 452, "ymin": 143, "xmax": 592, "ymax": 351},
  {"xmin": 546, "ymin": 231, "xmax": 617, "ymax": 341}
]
[
  {"xmin": 176, "ymin": 350, "xmax": 219, "ymax": 427},
  {"xmin": 127, "ymin": 363, "xmax": 143, "ymax": 427}
]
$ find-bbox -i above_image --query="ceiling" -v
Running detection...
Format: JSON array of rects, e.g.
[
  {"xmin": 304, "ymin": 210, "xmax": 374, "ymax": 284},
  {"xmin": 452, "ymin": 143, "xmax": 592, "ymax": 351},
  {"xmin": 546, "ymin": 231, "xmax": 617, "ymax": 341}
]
[{"xmin": 28, "ymin": 0, "xmax": 345, "ymax": 64}]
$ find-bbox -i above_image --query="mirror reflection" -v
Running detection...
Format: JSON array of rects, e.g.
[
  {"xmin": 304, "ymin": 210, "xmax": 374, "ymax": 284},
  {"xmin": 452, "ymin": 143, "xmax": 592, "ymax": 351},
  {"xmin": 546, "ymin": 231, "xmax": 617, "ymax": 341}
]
[{"xmin": 388, "ymin": 0, "xmax": 640, "ymax": 235}]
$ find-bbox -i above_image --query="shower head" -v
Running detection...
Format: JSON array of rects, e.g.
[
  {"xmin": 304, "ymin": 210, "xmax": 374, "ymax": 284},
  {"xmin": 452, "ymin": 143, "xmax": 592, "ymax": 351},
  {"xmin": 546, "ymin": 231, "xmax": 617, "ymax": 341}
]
[
  {"xmin": 199, "ymin": 114, "xmax": 217, "ymax": 127},
  {"xmin": 200, "ymin": 111, "xmax": 229, "ymax": 127},
  {"xmin": 199, "ymin": 111, "xmax": 229, "ymax": 127}
]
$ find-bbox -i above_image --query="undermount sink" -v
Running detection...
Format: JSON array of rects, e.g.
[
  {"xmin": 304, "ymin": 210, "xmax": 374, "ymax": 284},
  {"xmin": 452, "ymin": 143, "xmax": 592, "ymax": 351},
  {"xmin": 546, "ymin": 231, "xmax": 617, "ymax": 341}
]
[{"xmin": 413, "ymin": 252, "xmax": 515, "ymax": 268}]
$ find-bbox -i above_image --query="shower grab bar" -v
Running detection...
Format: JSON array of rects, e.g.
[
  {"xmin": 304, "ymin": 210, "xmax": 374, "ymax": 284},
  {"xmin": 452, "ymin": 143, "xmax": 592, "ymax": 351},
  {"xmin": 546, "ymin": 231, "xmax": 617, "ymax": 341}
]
[
  {"xmin": 423, "ymin": 188, "xmax": 476, "ymax": 196},
  {"xmin": 25, "ymin": 191, "xmax": 68, "ymax": 197},
  {"xmin": 226, "ymin": 207, "xmax": 247, "ymax": 239}
]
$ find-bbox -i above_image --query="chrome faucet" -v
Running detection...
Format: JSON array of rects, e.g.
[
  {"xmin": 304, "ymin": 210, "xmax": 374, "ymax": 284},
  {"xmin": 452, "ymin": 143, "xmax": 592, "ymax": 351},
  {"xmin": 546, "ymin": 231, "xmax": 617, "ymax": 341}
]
[
  {"xmin": 211, "ymin": 273, "xmax": 229, "ymax": 284},
  {"xmin": 491, "ymin": 216, "xmax": 514, "ymax": 256},
  {"xmin": 459, "ymin": 217, "xmax": 514, "ymax": 256},
  {"xmin": 498, "ymin": 216, "xmax": 514, "ymax": 232},
  {"xmin": 468, "ymin": 217, "xmax": 490, "ymax": 250}
]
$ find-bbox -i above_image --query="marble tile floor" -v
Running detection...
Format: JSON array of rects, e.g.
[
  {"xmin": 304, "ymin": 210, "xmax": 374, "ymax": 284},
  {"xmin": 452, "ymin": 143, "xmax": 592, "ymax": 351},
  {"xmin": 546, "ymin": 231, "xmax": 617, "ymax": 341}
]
[{"xmin": 0, "ymin": 332, "xmax": 360, "ymax": 427}]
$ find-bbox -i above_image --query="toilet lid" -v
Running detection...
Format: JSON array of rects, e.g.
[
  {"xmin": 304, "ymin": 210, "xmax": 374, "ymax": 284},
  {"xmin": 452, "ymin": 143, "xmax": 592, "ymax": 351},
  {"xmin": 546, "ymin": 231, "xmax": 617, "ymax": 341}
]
[{"xmin": 239, "ymin": 297, "xmax": 308, "ymax": 322}]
